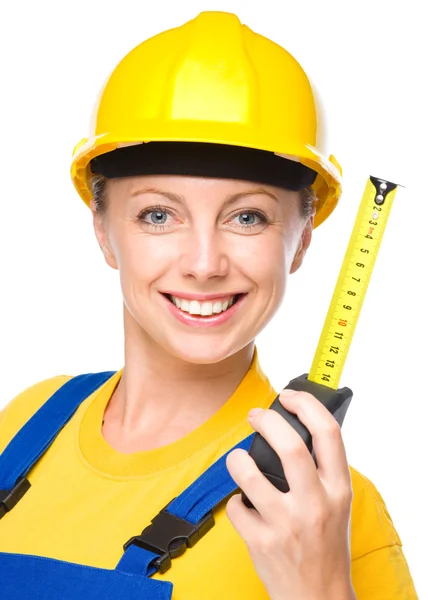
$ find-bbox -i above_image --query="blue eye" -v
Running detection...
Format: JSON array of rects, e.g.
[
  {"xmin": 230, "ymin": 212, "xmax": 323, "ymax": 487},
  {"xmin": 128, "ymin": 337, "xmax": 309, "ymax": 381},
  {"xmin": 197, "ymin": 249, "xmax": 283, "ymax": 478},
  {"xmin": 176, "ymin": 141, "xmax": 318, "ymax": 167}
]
[
  {"xmin": 149, "ymin": 210, "xmax": 168, "ymax": 224},
  {"xmin": 137, "ymin": 207, "xmax": 174, "ymax": 228},
  {"xmin": 232, "ymin": 211, "xmax": 267, "ymax": 228},
  {"xmin": 237, "ymin": 213, "xmax": 257, "ymax": 225}
]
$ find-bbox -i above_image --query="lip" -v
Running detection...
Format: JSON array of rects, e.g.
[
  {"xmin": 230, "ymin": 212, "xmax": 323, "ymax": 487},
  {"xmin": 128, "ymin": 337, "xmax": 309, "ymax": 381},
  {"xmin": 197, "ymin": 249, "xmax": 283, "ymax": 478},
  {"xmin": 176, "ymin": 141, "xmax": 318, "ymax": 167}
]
[
  {"xmin": 161, "ymin": 291, "xmax": 244, "ymax": 301},
  {"xmin": 160, "ymin": 292, "xmax": 248, "ymax": 328}
]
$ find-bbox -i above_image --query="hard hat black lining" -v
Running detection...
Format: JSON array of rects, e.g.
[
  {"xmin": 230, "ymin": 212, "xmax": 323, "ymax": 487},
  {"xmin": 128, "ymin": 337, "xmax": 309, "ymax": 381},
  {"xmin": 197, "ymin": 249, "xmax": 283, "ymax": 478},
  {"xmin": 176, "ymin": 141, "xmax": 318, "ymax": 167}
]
[{"xmin": 90, "ymin": 142, "xmax": 317, "ymax": 191}]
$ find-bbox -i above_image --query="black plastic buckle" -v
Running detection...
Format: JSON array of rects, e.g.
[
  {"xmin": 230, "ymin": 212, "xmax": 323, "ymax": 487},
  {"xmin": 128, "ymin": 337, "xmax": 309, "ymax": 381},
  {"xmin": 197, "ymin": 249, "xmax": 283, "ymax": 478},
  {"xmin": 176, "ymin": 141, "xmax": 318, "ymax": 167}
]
[
  {"xmin": 123, "ymin": 502, "xmax": 215, "ymax": 574},
  {"xmin": 0, "ymin": 476, "xmax": 31, "ymax": 519}
]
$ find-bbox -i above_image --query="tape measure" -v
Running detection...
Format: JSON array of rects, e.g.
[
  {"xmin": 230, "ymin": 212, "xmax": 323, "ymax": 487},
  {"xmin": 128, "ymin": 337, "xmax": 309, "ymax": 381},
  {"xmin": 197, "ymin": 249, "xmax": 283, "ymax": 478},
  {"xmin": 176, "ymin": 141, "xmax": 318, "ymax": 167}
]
[
  {"xmin": 242, "ymin": 175, "xmax": 401, "ymax": 508},
  {"xmin": 308, "ymin": 176, "xmax": 399, "ymax": 389}
]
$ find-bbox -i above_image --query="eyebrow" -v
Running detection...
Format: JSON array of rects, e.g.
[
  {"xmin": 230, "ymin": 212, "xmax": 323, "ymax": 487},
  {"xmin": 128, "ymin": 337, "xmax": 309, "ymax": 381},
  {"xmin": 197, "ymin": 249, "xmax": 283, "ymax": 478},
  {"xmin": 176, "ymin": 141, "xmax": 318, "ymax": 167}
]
[{"xmin": 130, "ymin": 186, "xmax": 280, "ymax": 207}]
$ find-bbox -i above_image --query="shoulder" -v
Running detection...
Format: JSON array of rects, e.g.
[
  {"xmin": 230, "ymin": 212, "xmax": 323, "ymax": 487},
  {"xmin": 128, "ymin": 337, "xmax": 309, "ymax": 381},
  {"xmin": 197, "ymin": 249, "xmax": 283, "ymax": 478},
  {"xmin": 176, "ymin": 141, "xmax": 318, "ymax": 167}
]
[
  {"xmin": 349, "ymin": 465, "xmax": 402, "ymax": 559},
  {"xmin": 349, "ymin": 466, "xmax": 418, "ymax": 596},
  {"xmin": 0, "ymin": 374, "xmax": 74, "ymax": 452}
]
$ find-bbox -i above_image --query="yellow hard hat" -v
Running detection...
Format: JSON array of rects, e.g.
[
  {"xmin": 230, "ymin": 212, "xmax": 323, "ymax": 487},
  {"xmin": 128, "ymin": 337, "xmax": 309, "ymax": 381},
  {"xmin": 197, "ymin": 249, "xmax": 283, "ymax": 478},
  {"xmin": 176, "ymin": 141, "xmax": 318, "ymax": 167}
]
[{"xmin": 71, "ymin": 11, "xmax": 342, "ymax": 228}]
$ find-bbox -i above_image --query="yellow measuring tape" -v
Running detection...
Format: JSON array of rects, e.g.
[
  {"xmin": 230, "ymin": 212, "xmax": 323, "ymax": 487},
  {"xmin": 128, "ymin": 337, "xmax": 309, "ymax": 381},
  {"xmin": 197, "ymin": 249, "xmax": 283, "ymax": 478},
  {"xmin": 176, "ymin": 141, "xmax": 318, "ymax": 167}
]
[{"xmin": 309, "ymin": 176, "xmax": 399, "ymax": 390}]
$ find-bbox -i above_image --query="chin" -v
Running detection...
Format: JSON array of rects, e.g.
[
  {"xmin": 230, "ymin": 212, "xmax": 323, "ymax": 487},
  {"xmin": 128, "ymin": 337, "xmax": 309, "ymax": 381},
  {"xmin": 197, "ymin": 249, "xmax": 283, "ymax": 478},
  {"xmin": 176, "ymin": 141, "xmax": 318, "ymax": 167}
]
[
  {"xmin": 170, "ymin": 345, "xmax": 238, "ymax": 365},
  {"xmin": 162, "ymin": 335, "xmax": 248, "ymax": 365}
]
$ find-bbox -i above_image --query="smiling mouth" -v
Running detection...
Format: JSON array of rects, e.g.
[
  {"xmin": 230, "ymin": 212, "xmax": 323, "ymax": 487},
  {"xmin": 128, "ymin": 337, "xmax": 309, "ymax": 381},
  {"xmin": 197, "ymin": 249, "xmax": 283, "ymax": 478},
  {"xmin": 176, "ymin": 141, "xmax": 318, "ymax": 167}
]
[{"xmin": 163, "ymin": 293, "xmax": 244, "ymax": 317}]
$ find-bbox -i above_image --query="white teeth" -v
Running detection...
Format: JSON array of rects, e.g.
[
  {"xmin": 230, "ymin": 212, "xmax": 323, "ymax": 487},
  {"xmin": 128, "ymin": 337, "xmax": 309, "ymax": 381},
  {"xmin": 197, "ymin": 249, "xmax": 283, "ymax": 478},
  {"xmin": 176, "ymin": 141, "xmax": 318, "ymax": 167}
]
[
  {"xmin": 213, "ymin": 301, "xmax": 223, "ymax": 314},
  {"xmin": 188, "ymin": 300, "xmax": 201, "ymax": 315},
  {"xmin": 169, "ymin": 294, "xmax": 238, "ymax": 316},
  {"xmin": 200, "ymin": 302, "xmax": 212, "ymax": 316}
]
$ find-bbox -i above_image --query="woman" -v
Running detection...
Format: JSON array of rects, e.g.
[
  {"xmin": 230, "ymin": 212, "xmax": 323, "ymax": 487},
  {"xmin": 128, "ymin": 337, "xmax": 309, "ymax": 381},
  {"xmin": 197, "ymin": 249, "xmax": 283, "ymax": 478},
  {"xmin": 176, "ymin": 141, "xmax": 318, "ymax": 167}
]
[{"xmin": 0, "ymin": 10, "xmax": 417, "ymax": 600}]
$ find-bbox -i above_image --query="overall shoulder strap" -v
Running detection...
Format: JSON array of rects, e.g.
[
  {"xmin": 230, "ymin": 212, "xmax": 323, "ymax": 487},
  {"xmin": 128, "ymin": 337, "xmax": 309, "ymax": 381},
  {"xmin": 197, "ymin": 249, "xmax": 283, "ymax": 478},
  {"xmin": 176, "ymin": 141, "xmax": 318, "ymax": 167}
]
[
  {"xmin": 1, "ymin": 370, "xmax": 256, "ymax": 580},
  {"xmin": 0, "ymin": 372, "xmax": 115, "ymax": 516},
  {"xmin": 116, "ymin": 432, "xmax": 255, "ymax": 577}
]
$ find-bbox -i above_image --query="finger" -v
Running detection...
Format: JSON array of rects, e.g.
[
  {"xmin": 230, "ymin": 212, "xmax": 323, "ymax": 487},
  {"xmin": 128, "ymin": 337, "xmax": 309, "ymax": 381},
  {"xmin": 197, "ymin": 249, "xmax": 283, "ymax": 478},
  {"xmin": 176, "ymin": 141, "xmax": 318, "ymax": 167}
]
[
  {"xmin": 279, "ymin": 390, "xmax": 351, "ymax": 489},
  {"xmin": 248, "ymin": 406, "xmax": 321, "ymax": 496},
  {"xmin": 225, "ymin": 491, "xmax": 269, "ymax": 547},
  {"xmin": 226, "ymin": 448, "xmax": 286, "ymax": 524}
]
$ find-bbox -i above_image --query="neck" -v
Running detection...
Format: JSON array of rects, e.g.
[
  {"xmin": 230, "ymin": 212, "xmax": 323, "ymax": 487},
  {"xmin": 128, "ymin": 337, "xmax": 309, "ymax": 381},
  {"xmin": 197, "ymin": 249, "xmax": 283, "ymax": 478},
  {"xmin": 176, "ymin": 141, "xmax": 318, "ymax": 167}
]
[{"xmin": 102, "ymin": 307, "xmax": 255, "ymax": 451}]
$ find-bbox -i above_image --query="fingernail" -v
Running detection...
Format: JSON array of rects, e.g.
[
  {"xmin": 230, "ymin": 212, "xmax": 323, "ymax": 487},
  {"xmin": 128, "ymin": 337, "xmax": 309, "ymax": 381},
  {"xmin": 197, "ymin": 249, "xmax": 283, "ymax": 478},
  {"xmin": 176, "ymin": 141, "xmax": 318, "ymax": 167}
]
[
  {"xmin": 281, "ymin": 389, "xmax": 299, "ymax": 396},
  {"xmin": 248, "ymin": 408, "xmax": 263, "ymax": 419}
]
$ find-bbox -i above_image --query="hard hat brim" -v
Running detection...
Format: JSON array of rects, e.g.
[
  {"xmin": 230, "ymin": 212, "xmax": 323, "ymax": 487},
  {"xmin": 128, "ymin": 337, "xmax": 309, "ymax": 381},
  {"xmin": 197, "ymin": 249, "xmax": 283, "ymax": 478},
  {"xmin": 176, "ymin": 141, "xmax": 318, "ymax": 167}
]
[{"xmin": 71, "ymin": 132, "xmax": 341, "ymax": 228}]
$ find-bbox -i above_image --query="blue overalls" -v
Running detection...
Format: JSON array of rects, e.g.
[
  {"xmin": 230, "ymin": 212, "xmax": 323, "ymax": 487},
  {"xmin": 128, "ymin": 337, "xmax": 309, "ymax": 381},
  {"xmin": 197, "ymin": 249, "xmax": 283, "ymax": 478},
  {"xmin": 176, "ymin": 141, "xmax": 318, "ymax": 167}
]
[{"xmin": 0, "ymin": 371, "xmax": 255, "ymax": 599}]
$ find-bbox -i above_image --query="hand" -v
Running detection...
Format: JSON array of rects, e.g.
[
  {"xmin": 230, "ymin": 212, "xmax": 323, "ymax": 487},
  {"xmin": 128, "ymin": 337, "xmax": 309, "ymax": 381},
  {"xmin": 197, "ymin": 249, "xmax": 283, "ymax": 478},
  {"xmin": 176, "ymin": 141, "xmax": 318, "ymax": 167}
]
[{"xmin": 225, "ymin": 389, "xmax": 356, "ymax": 600}]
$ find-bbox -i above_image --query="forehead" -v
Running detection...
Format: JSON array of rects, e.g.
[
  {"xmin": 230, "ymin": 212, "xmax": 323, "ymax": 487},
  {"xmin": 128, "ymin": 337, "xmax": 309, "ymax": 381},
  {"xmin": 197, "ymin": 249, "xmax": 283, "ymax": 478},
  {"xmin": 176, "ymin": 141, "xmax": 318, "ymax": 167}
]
[{"xmin": 109, "ymin": 174, "xmax": 296, "ymax": 204}]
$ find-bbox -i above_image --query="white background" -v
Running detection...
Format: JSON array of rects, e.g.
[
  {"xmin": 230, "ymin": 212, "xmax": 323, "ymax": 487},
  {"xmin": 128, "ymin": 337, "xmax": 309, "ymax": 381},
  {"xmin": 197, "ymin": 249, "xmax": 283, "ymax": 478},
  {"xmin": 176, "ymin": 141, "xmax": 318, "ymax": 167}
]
[{"xmin": 0, "ymin": 0, "xmax": 426, "ymax": 595}]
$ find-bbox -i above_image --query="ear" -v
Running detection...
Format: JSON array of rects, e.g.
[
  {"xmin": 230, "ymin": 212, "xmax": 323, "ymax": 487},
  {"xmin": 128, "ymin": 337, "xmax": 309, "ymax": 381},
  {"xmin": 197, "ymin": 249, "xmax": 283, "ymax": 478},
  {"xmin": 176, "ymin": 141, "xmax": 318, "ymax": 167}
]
[
  {"xmin": 90, "ymin": 199, "xmax": 118, "ymax": 270},
  {"xmin": 290, "ymin": 213, "xmax": 314, "ymax": 274}
]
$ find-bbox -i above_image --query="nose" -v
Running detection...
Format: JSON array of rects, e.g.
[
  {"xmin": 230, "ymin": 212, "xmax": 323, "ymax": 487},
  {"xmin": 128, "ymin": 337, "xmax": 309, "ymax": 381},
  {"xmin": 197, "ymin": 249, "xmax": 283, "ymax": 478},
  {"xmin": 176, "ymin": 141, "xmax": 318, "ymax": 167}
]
[{"xmin": 178, "ymin": 229, "xmax": 230, "ymax": 281}]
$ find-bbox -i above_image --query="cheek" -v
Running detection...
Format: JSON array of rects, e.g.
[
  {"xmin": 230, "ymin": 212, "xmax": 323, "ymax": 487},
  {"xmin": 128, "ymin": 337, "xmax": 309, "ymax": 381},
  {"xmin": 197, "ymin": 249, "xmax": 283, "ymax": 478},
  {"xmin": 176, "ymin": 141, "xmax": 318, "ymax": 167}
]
[
  {"xmin": 231, "ymin": 232, "xmax": 289, "ymax": 291},
  {"xmin": 111, "ymin": 231, "xmax": 175, "ymax": 291}
]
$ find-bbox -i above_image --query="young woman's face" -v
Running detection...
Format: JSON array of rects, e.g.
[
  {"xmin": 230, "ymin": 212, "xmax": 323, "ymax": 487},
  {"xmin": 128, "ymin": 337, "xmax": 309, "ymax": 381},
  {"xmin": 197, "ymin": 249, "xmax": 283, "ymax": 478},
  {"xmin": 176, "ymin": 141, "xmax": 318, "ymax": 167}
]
[{"xmin": 91, "ymin": 174, "xmax": 314, "ymax": 363}]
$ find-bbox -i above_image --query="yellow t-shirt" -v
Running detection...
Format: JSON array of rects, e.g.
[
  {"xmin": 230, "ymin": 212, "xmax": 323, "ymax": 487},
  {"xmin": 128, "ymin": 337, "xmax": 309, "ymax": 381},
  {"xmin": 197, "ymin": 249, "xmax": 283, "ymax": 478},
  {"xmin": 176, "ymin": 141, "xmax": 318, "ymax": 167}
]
[{"xmin": 0, "ymin": 351, "xmax": 418, "ymax": 599}]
